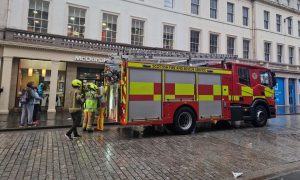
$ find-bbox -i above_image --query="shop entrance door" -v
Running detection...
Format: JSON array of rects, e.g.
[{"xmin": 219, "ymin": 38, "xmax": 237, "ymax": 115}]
[{"xmin": 289, "ymin": 79, "xmax": 296, "ymax": 113}]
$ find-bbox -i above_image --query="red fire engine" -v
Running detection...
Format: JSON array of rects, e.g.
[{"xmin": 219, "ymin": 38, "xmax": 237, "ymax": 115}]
[{"xmin": 119, "ymin": 60, "xmax": 276, "ymax": 134}]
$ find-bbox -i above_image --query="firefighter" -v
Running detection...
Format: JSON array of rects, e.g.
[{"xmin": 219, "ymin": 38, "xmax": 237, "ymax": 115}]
[
  {"xmin": 95, "ymin": 81, "xmax": 108, "ymax": 131},
  {"xmin": 65, "ymin": 79, "xmax": 83, "ymax": 140},
  {"xmin": 82, "ymin": 83, "xmax": 99, "ymax": 132}
]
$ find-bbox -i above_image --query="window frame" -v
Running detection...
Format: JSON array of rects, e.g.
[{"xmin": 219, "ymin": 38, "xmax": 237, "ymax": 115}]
[
  {"xmin": 101, "ymin": 13, "xmax": 118, "ymax": 43},
  {"xmin": 67, "ymin": 6, "xmax": 87, "ymax": 38},
  {"xmin": 190, "ymin": 30, "xmax": 200, "ymax": 52},
  {"xmin": 227, "ymin": 2, "xmax": 234, "ymax": 23},
  {"xmin": 227, "ymin": 36, "xmax": 235, "ymax": 55},
  {"xmin": 298, "ymin": 21, "xmax": 300, "ymax": 37},
  {"xmin": 242, "ymin": 7, "xmax": 249, "ymax": 26},
  {"xmin": 243, "ymin": 39, "xmax": 250, "ymax": 59},
  {"xmin": 164, "ymin": 0, "xmax": 174, "ymax": 8},
  {"xmin": 287, "ymin": 17, "xmax": 293, "ymax": 35},
  {"xmin": 276, "ymin": 14, "xmax": 281, "ymax": 32},
  {"xmin": 289, "ymin": 46, "xmax": 294, "ymax": 64},
  {"xmin": 27, "ymin": 0, "xmax": 50, "ymax": 33},
  {"xmin": 209, "ymin": 33, "xmax": 218, "ymax": 54},
  {"xmin": 264, "ymin": 11, "xmax": 269, "ymax": 30},
  {"xmin": 131, "ymin": 19, "xmax": 145, "ymax": 46},
  {"xmin": 163, "ymin": 25, "xmax": 175, "ymax": 49},
  {"xmin": 210, "ymin": 0, "xmax": 218, "ymax": 19},
  {"xmin": 277, "ymin": 44, "xmax": 283, "ymax": 63},
  {"xmin": 191, "ymin": 0, "xmax": 200, "ymax": 15},
  {"xmin": 264, "ymin": 42, "xmax": 271, "ymax": 61}
]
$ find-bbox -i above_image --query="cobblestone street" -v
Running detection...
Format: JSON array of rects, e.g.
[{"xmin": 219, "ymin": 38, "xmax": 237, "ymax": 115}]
[{"xmin": 1, "ymin": 115, "xmax": 300, "ymax": 180}]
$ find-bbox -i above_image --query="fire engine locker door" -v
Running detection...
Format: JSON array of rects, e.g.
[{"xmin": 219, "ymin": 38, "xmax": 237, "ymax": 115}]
[
  {"xmin": 198, "ymin": 73, "xmax": 222, "ymax": 118},
  {"xmin": 128, "ymin": 68, "xmax": 162, "ymax": 121}
]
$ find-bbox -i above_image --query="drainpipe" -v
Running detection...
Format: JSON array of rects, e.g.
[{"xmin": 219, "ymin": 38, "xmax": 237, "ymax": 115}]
[{"xmin": 251, "ymin": 0, "xmax": 257, "ymax": 61}]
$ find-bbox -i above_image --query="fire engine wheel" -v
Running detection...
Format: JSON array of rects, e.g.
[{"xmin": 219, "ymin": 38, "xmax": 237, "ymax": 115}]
[
  {"xmin": 251, "ymin": 105, "xmax": 268, "ymax": 127},
  {"xmin": 173, "ymin": 107, "xmax": 196, "ymax": 135}
]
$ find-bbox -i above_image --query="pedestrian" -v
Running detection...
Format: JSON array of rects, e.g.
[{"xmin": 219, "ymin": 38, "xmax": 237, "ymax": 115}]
[
  {"xmin": 82, "ymin": 83, "xmax": 99, "ymax": 133},
  {"xmin": 32, "ymin": 87, "xmax": 42, "ymax": 125},
  {"xmin": 20, "ymin": 82, "xmax": 41, "ymax": 127},
  {"xmin": 65, "ymin": 79, "xmax": 84, "ymax": 140}
]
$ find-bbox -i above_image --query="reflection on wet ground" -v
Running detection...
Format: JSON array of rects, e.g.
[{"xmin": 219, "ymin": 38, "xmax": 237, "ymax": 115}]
[{"xmin": 1, "ymin": 115, "xmax": 300, "ymax": 179}]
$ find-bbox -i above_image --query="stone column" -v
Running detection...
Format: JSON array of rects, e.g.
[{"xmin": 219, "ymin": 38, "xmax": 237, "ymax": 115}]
[
  {"xmin": 284, "ymin": 78, "xmax": 289, "ymax": 106},
  {"xmin": 47, "ymin": 61, "xmax": 59, "ymax": 113},
  {"xmin": 0, "ymin": 56, "xmax": 13, "ymax": 114}
]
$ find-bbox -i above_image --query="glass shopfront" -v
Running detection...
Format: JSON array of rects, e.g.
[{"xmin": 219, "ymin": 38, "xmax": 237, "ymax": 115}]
[{"xmin": 16, "ymin": 59, "xmax": 66, "ymax": 109}]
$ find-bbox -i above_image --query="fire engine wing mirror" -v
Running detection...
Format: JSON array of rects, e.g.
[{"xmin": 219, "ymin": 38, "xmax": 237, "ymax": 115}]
[{"xmin": 271, "ymin": 72, "xmax": 276, "ymax": 88}]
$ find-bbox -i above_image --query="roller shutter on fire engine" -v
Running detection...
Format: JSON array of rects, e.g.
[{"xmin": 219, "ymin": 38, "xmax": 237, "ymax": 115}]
[
  {"xmin": 198, "ymin": 74, "xmax": 222, "ymax": 118},
  {"xmin": 165, "ymin": 71, "xmax": 195, "ymax": 100},
  {"xmin": 128, "ymin": 69, "xmax": 162, "ymax": 121}
]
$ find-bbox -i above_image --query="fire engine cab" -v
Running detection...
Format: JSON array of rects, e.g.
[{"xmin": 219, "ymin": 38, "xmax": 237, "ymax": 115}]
[{"xmin": 119, "ymin": 60, "xmax": 276, "ymax": 134}]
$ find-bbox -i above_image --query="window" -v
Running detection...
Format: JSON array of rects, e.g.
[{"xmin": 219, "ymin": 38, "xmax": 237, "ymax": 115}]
[
  {"xmin": 276, "ymin": 14, "xmax": 281, "ymax": 32},
  {"xmin": 298, "ymin": 21, "xmax": 300, "ymax": 37},
  {"xmin": 209, "ymin": 34, "xmax": 218, "ymax": 54},
  {"xmin": 67, "ymin": 7, "xmax": 86, "ymax": 38},
  {"xmin": 191, "ymin": 0, "xmax": 199, "ymax": 15},
  {"xmin": 264, "ymin": 11, "xmax": 269, "ymax": 29},
  {"xmin": 287, "ymin": 18, "xmax": 292, "ymax": 35},
  {"xmin": 289, "ymin": 46, "xmax": 294, "ymax": 64},
  {"xmin": 264, "ymin": 42, "xmax": 271, "ymax": 61},
  {"xmin": 210, "ymin": 0, "xmax": 217, "ymax": 19},
  {"xmin": 260, "ymin": 72, "xmax": 270, "ymax": 87},
  {"xmin": 102, "ymin": 13, "xmax": 118, "ymax": 43},
  {"xmin": 243, "ymin": 39, "xmax": 250, "ymax": 59},
  {"xmin": 277, "ymin": 44, "xmax": 283, "ymax": 63},
  {"xmin": 227, "ymin": 37, "xmax": 235, "ymax": 55},
  {"xmin": 190, "ymin": 30, "xmax": 200, "ymax": 52},
  {"xmin": 28, "ymin": 0, "xmax": 49, "ymax": 33},
  {"xmin": 163, "ymin": 25, "xmax": 174, "ymax": 49},
  {"xmin": 243, "ymin": 7, "xmax": 249, "ymax": 26},
  {"xmin": 227, "ymin": 3, "xmax": 234, "ymax": 23},
  {"xmin": 131, "ymin": 19, "xmax": 144, "ymax": 46},
  {"xmin": 164, "ymin": 0, "xmax": 174, "ymax": 8},
  {"xmin": 238, "ymin": 68, "xmax": 250, "ymax": 86}
]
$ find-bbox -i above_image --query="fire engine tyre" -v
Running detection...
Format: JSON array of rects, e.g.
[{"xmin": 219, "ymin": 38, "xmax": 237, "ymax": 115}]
[
  {"xmin": 251, "ymin": 105, "xmax": 268, "ymax": 127},
  {"xmin": 173, "ymin": 107, "xmax": 196, "ymax": 135}
]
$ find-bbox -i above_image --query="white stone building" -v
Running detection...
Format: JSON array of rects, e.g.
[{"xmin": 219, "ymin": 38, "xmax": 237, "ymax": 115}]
[{"xmin": 0, "ymin": 0, "xmax": 300, "ymax": 114}]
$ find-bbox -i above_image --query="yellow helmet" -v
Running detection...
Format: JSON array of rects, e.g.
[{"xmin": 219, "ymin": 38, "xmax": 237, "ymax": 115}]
[
  {"xmin": 89, "ymin": 83, "xmax": 98, "ymax": 91},
  {"xmin": 71, "ymin": 79, "xmax": 82, "ymax": 87}
]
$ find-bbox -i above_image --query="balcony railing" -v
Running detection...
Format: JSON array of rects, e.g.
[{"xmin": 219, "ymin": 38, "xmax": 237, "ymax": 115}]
[{"xmin": 0, "ymin": 28, "xmax": 173, "ymax": 54}]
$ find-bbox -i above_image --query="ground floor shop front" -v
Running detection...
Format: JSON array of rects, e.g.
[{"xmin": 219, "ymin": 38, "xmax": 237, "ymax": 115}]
[
  {"xmin": 1, "ymin": 46, "xmax": 300, "ymax": 120},
  {"xmin": 0, "ymin": 46, "xmax": 119, "ymax": 122}
]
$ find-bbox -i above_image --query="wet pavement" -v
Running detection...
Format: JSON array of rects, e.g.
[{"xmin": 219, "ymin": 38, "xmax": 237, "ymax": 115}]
[
  {"xmin": 0, "ymin": 115, "xmax": 300, "ymax": 179},
  {"xmin": 0, "ymin": 112, "xmax": 72, "ymax": 129},
  {"xmin": 0, "ymin": 111, "xmax": 116, "ymax": 130}
]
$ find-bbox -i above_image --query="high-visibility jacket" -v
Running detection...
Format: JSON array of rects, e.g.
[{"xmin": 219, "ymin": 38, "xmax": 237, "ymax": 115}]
[{"xmin": 84, "ymin": 90, "xmax": 98, "ymax": 112}]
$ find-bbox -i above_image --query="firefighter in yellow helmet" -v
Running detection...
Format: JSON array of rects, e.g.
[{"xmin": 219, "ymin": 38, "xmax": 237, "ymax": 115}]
[
  {"xmin": 65, "ymin": 79, "xmax": 83, "ymax": 140},
  {"xmin": 82, "ymin": 83, "xmax": 99, "ymax": 132}
]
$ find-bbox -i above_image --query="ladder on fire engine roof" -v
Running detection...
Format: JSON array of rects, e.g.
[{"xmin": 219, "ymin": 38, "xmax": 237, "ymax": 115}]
[{"xmin": 108, "ymin": 48, "xmax": 239, "ymax": 66}]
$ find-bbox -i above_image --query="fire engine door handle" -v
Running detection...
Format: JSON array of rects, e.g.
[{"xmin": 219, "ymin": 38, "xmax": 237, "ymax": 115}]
[{"xmin": 261, "ymin": 91, "xmax": 265, "ymax": 96}]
